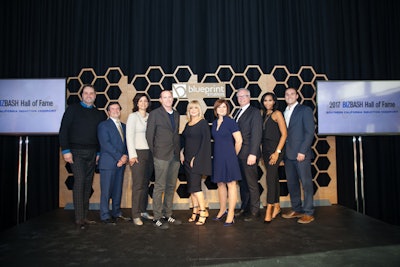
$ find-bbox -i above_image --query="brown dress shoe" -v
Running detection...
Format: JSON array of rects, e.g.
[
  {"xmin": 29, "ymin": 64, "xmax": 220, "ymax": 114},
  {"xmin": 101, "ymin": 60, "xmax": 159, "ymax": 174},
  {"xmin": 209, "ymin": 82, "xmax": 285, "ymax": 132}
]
[
  {"xmin": 297, "ymin": 215, "xmax": 315, "ymax": 224},
  {"xmin": 282, "ymin": 210, "xmax": 304, "ymax": 219}
]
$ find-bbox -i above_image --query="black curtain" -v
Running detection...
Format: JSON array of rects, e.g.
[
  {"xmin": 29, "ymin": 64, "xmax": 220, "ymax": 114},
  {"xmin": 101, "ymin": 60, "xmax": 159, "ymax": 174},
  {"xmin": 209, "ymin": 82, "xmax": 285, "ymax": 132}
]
[{"xmin": 1, "ymin": 0, "xmax": 399, "ymax": 230}]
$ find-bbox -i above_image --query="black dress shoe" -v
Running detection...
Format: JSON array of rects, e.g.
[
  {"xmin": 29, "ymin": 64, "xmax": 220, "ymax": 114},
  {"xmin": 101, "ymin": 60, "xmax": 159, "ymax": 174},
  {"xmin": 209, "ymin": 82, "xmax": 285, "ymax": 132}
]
[
  {"xmin": 235, "ymin": 209, "xmax": 247, "ymax": 217},
  {"xmin": 83, "ymin": 219, "xmax": 97, "ymax": 225},
  {"xmin": 244, "ymin": 212, "xmax": 260, "ymax": 222},
  {"xmin": 112, "ymin": 215, "xmax": 132, "ymax": 222},
  {"xmin": 75, "ymin": 220, "xmax": 86, "ymax": 229},
  {"xmin": 102, "ymin": 219, "xmax": 116, "ymax": 225}
]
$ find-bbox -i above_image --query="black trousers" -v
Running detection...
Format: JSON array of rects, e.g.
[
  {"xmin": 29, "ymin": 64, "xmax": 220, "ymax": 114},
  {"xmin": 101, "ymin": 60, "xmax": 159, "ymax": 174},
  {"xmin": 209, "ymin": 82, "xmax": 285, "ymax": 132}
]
[{"xmin": 238, "ymin": 158, "xmax": 260, "ymax": 215}]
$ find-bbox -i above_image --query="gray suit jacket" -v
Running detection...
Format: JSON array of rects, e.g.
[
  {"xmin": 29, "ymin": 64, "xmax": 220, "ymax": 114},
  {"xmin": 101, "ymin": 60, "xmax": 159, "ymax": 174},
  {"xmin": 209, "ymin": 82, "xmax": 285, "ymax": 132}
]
[
  {"xmin": 285, "ymin": 104, "xmax": 315, "ymax": 160},
  {"xmin": 146, "ymin": 106, "xmax": 180, "ymax": 161}
]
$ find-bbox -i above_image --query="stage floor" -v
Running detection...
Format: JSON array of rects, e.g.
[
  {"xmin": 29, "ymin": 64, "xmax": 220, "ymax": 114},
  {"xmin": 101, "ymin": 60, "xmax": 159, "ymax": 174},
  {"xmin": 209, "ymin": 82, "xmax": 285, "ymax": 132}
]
[{"xmin": 1, "ymin": 205, "xmax": 399, "ymax": 266}]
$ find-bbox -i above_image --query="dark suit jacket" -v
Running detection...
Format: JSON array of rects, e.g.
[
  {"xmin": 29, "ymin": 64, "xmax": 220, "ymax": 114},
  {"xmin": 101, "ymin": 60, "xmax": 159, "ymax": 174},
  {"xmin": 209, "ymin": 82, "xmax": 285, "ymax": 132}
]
[
  {"xmin": 285, "ymin": 104, "xmax": 315, "ymax": 160},
  {"xmin": 237, "ymin": 105, "xmax": 263, "ymax": 160},
  {"xmin": 97, "ymin": 119, "xmax": 128, "ymax": 170},
  {"xmin": 146, "ymin": 106, "xmax": 180, "ymax": 161}
]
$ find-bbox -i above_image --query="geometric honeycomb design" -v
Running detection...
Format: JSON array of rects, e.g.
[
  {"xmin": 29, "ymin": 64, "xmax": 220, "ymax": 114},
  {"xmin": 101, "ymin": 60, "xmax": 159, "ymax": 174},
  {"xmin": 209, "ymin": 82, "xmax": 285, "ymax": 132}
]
[{"xmin": 59, "ymin": 65, "xmax": 337, "ymax": 209}]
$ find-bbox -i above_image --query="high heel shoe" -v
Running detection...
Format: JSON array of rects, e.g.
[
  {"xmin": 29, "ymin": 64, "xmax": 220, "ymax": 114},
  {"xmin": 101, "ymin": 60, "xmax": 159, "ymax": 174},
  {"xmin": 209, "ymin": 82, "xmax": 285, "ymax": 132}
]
[
  {"xmin": 223, "ymin": 218, "xmax": 235, "ymax": 227},
  {"xmin": 264, "ymin": 220, "xmax": 271, "ymax": 224},
  {"xmin": 188, "ymin": 206, "xmax": 199, "ymax": 223},
  {"xmin": 272, "ymin": 208, "xmax": 281, "ymax": 219},
  {"xmin": 212, "ymin": 210, "xmax": 227, "ymax": 221},
  {"xmin": 196, "ymin": 210, "xmax": 207, "ymax": 226},
  {"xmin": 204, "ymin": 208, "xmax": 209, "ymax": 218}
]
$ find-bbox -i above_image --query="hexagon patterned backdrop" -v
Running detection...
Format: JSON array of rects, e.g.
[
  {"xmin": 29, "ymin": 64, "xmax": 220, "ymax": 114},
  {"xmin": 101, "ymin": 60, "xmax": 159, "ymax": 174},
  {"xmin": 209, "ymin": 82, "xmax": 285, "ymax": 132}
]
[{"xmin": 59, "ymin": 65, "xmax": 337, "ymax": 210}]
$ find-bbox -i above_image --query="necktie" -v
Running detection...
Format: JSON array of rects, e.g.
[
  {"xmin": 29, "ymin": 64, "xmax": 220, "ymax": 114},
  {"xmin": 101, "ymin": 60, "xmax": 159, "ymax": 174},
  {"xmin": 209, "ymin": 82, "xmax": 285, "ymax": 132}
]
[
  {"xmin": 234, "ymin": 108, "xmax": 242, "ymax": 121},
  {"xmin": 116, "ymin": 120, "xmax": 124, "ymax": 142}
]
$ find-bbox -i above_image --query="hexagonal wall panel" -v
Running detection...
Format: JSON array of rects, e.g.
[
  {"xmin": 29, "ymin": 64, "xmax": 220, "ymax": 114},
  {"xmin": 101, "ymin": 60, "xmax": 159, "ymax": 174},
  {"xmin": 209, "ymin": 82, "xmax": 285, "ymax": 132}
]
[{"xmin": 60, "ymin": 65, "xmax": 336, "ymax": 210}]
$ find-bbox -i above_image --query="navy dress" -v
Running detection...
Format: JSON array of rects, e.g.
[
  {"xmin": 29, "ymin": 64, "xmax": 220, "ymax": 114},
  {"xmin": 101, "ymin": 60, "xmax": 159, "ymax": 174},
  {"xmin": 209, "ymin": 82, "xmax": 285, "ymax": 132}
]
[{"xmin": 211, "ymin": 116, "xmax": 242, "ymax": 183}]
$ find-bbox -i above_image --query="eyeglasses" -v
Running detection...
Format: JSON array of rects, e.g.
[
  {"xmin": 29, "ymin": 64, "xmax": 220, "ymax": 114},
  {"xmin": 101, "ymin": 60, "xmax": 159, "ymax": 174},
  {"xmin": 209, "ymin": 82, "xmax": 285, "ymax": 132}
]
[{"xmin": 237, "ymin": 95, "xmax": 250, "ymax": 98}]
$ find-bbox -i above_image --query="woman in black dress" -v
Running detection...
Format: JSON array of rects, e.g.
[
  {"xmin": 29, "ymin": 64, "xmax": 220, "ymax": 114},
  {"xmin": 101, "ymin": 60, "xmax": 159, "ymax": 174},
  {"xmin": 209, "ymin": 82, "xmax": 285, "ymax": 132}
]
[
  {"xmin": 260, "ymin": 93, "xmax": 287, "ymax": 223},
  {"xmin": 180, "ymin": 100, "xmax": 212, "ymax": 225}
]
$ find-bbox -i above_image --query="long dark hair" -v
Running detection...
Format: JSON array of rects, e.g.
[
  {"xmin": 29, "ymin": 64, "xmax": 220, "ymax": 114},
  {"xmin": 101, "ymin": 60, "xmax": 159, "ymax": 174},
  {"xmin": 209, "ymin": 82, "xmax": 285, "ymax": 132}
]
[
  {"xmin": 260, "ymin": 92, "xmax": 278, "ymax": 117},
  {"xmin": 132, "ymin": 93, "xmax": 151, "ymax": 112}
]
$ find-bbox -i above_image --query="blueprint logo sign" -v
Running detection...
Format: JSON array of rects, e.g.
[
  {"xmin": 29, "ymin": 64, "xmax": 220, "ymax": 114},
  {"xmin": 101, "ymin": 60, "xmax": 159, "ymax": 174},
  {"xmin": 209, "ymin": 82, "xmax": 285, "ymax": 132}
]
[
  {"xmin": 172, "ymin": 83, "xmax": 226, "ymax": 98},
  {"xmin": 172, "ymin": 84, "xmax": 188, "ymax": 98}
]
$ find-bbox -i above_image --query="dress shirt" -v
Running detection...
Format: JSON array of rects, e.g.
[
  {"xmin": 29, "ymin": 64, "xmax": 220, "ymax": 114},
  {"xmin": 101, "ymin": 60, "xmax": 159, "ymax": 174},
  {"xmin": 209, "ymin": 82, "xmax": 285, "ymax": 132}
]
[
  {"xmin": 284, "ymin": 101, "xmax": 298, "ymax": 127},
  {"xmin": 236, "ymin": 103, "xmax": 250, "ymax": 121}
]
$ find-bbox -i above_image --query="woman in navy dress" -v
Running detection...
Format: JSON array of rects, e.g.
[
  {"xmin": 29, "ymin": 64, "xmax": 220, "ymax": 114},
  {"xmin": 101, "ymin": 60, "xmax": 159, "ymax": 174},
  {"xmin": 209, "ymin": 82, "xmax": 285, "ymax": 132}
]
[
  {"xmin": 211, "ymin": 99, "xmax": 242, "ymax": 226},
  {"xmin": 180, "ymin": 100, "xmax": 212, "ymax": 225},
  {"xmin": 260, "ymin": 92, "xmax": 287, "ymax": 223}
]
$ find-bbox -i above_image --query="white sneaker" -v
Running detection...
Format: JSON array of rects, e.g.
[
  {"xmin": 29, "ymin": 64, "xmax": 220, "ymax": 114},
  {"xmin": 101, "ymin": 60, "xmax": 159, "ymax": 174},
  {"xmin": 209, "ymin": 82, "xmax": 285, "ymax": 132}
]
[
  {"xmin": 141, "ymin": 212, "xmax": 154, "ymax": 220},
  {"xmin": 133, "ymin": 217, "xmax": 143, "ymax": 226}
]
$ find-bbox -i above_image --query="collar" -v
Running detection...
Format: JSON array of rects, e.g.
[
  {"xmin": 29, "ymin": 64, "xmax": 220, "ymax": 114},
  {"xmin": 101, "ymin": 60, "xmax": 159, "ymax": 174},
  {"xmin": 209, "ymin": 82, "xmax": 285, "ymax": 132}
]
[
  {"xmin": 80, "ymin": 101, "xmax": 94, "ymax": 109},
  {"xmin": 286, "ymin": 101, "xmax": 298, "ymax": 111},
  {"xmin": 110, "ymin": 117, "xmax": 120, "ymax": 124},
  {"xmin": 240, "ymin": 103, "xmax": 251, "ymax": 112}
]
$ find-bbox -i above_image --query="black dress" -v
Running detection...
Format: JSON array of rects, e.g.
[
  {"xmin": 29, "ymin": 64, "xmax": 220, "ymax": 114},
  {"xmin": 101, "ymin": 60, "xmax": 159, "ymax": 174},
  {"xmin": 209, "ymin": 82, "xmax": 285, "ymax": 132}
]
[
  {"xmin": 182, "ymin": 119, "xmax": 212, "ymax": 193},
  {"xmin": 262, "ymin": 114, "xmax": 283, "ymax": 204}
]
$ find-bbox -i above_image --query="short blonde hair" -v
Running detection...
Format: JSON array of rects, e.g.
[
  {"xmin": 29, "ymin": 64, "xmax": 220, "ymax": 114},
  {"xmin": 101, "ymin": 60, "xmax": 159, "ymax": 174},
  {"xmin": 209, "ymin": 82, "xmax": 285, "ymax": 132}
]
[{"xmin": 186, "ymin": 100, "xmax": 204, "ymax": 122}]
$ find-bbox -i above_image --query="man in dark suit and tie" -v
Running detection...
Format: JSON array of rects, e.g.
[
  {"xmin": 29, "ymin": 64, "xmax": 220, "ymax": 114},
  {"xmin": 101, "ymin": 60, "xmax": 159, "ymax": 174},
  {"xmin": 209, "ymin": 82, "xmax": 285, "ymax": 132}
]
[
  {"xmin": 98, "ymin": 102, "xmax": 130, "ymax": 225},
  {"xmin": 146, "ymin": 90, "xmax": 182, "ymax": 229},
  {"xmin": 282, "ymin": 87, "xmax": 315, "ymax": 224},
  {"xmin": 235, "ymin": 88, "xmax": 263, "ymax": 221}
]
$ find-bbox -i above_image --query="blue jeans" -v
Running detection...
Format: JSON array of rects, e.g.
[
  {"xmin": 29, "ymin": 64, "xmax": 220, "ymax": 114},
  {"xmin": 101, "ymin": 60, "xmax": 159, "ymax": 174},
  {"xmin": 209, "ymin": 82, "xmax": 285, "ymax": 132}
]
[{"xmin": 152, "ymin": 157, "xmax": 180, "ymax": 220}]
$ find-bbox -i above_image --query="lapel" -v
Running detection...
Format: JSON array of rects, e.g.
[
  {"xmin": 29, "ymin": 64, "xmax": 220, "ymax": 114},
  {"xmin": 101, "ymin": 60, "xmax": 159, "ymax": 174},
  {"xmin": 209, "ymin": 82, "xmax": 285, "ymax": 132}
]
[
  {"xmin": 238, "ymin": 106, "xmax": 251, "ymax": 122},
  {"xmin": 109, "ymin": 118, "xmax": 124, "ymax": 143},
  {"xmin": 288, "ymin": 105, "xmax": 299, "ymax": 128}
]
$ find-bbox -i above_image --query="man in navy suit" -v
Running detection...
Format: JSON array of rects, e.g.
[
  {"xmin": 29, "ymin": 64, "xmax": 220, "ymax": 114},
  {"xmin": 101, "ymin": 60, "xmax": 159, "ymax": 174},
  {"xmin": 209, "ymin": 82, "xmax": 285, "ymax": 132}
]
[
  {"xmin": 234, "ymin": 88, "xmax": 263, "ymax": 221},
  {"xmin": 98, "ymin": 102, "xmax": 130, "ymax": 224},
  {"xmin": 282, "ymin": 88, "xmax": 315, "ymax": 224}
]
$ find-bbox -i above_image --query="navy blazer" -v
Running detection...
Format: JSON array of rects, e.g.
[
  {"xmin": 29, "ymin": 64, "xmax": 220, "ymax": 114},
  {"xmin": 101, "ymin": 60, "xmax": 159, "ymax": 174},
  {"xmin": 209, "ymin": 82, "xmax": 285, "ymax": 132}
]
[
  {"xmin": 285, "ymin": 104, "xmax": 315, "ymax": 160},
  {"xmin": 236, "ymin": 105, "xmax": 263, "ymax": 160},
  {"xmin": 97, "ymin": 118, "xmax": 128, "ymax": 169}
]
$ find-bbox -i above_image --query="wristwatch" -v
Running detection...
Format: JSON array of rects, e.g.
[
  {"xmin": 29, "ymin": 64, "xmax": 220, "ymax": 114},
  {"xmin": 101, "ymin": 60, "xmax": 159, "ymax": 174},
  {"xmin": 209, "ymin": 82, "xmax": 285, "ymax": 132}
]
[{"xmin": 276, "ymin": 149, "xmax": 282, "ymax": 154}]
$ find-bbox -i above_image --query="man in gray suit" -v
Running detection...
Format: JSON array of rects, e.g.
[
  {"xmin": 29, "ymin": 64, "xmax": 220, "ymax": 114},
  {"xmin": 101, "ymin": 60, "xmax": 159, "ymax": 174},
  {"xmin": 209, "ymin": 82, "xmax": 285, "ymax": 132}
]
[
  {"xmin": 282, "ymin": 87, "xmax": 315, "ymax": 224},
  {"xmin": 146, "ymin": 90, "xmax": 182, "ymax": 229}
]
